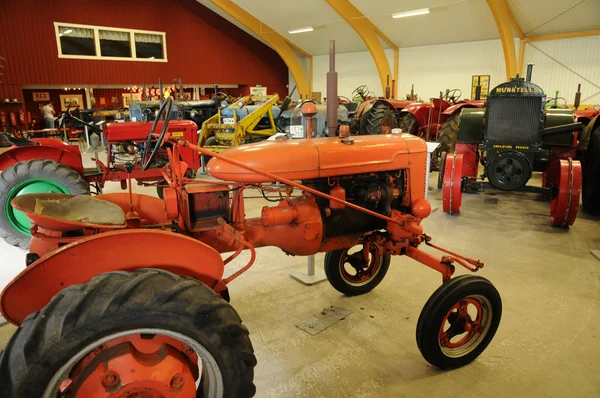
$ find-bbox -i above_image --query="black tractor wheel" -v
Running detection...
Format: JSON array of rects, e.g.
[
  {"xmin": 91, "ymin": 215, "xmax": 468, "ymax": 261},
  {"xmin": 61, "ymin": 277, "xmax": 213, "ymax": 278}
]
[
  {"xmin": 398, "ymin": 113, "xmax": 418, "ymax": 135},
  {"xmin": 582, "ymin": 124, "xmax": 600, "ymax": 215},
  {"xmin": 362, "ymin": 102, "xmax": 396, "ymax": 135},
  {"xmin": 438, "ymin": 113, "xmax": 460, "ymax": 154},
  {"xmin": 202, "ymin": 136, "xmax": 218, "ymax": 168},
  {"xmin": 0, "ymin": 269, "xmax": 256, "ymax": 398},
  {"xmin": 324, "ymin": 245, "xmax": 390, "ymax": 296},
  {"xmin": 437, "ymin": 151, "xmax": 448, "ymax": 189},
  {"xmin": 0, "ymin": 160, "xmax": 89, "ymax": 249},
  {"xmin": 416, "ymin": 275, "xmax": 502, "ymax": 369}
]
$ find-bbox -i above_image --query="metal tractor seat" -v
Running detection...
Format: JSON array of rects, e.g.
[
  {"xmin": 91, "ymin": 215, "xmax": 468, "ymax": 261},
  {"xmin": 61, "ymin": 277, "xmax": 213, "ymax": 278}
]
[{"xmin": 33, "ymin": 195, "xmax": 126, "ymax": 226}]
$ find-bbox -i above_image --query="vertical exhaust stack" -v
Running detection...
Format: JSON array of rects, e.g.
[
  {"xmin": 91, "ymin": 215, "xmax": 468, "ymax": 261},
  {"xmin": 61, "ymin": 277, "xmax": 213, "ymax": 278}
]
[
  {"xmin": 326, "ymin": 40, "xmax": 338, "ymax": 137},
  {"xmin": 574, "ymin": 83, "xmax": 581, "ymax": 110},
  {"xmin": 526, "ymin": 64, "xmax": 534, "ymax": 82}
]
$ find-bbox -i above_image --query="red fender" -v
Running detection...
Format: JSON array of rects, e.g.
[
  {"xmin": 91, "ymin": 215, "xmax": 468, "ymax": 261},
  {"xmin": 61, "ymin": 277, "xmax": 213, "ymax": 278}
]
[
  {"xmin": 0, "ymin": 229, "xmax": 225, "ymax": 325},
  {"xmin": 0, "ymin": 142, "xmax": 84, "ymax": 174},
  {"xmin": 442, "ymin": 100, "xmax": 485, "ymax": 116},
  {"xmin": 400, "ymin": 102, "xmax": 446, "ymax": 127}
]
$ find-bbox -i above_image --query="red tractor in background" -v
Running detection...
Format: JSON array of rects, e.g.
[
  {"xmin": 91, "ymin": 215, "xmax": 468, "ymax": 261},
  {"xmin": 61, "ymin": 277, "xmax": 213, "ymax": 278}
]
[
  {"xmin": 398, "ymin": 89, "xmax": 485, "ymax": 154},
  {"xmin": 0, "ymin": 101, "xmax": 200, "ymax": 249}
]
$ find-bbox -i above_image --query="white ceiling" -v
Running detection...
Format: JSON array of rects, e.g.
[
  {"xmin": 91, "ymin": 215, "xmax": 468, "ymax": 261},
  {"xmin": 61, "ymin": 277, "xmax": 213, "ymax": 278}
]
[{"xmin": 197, "ymin": 0, "xmax": 600, "ymax": 55}]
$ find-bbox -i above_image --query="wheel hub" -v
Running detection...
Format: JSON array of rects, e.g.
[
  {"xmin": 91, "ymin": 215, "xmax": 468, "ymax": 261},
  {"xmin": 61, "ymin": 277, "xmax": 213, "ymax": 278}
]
[
  {"xmin": 439, "ymin": 296, "xmax": 490, "ymax": 356},
  {"xmin": 5, "ymin": 178, "xmax": 70, "ymax": 235},
  {"xmin": 487, "ymin": 151, "xmax": 531, "ymax": 191}
]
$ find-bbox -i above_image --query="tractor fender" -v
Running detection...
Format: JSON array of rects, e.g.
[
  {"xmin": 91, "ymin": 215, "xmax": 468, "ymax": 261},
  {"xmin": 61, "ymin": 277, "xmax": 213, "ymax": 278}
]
[
  {"xmin": 442, "ymin": 102, "xmax": 480, "ymax": 116},
  {"xmin": 0, "ymin": 229, "xmax": 225, "ymax": 325},
  {"xmin": 400, "ymin": 102, "xmax": 436, "ymax": 126},
  {"xmin": 356, "ymin": 99, "xmax": 395, "ymax": 119},
  {"xmin": 0, "ymin": 143, "xmax": 84, "ymax": 175},
  {"xmin": 456, "ymin": 108, "xmax": 485, "ymax": 144}
]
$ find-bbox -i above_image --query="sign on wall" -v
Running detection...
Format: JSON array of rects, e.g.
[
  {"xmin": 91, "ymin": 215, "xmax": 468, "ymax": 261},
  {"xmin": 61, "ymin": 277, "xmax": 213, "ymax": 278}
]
[
  {"xmin": 59, "ymin": 94, "xmax": 84, "ymax": 111},
  {"xmin": 471, "ymin": 75, "xmax": 490, "ymax": 100},
  {"xmin": 32, "ymin": 92, "xmax": 50, "ymax": 102},
  {"xmin": 122, "ymin": 93, "xmax": 142, "ymax": 108},
  {"xmin": 250, "ymin": 86, "xmax": 267, "ymax": 96}
]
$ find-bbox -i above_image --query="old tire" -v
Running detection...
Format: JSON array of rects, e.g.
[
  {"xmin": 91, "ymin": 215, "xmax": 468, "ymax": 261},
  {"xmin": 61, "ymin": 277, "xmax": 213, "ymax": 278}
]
[
  {"xmin": 398, "ymin": 113, "xmax": 418, "ymax": 135},
  {"xmin": 202, "ymin": 136, "xmax": 218, "ymax": 168},
  {"xmin": 0, "ymin": 160, "xmax": 89, "ymax": 249},
  {"xmin": 438, "ymin": 113, "xmax": 460, "ymax": 153},
  {"xmin": 582, "ymin": 125, "xmax": 600, "ymax": 215},
  {"xmin": 363, "ymin": 102, "xmax": 396, "ymax": 135},
  {"xmin": 0, "ymin": 269, "xmax": 256, "ymax": 398},
  {"xmin": 324, "ymin": 246, "xmax": 390, "ymax": 296},
  {"xmin": 416, "ymin": 275, "xmax": 502, "ymax": 370}
]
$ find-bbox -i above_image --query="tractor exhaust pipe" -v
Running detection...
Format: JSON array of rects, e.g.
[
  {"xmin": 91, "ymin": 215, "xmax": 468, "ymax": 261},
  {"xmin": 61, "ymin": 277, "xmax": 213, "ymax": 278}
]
[
  {"xmin": 526, "ymin": 64, "xmax": 534, "ymax": 82},
  {"xmin": 574, "ymin": 83, "xmax": 581, "ymax": 110},
  {"xmin": 326, "ymin": 40, "xmax": 338, "ymax": 137},
  {"xmin": 543, "ymin": 122, "xmax": 583, "ymax": 137}
]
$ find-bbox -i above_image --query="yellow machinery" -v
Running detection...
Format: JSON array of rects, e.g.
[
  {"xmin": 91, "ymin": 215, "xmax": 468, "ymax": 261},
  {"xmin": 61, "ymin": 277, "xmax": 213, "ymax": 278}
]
[{"xmin": 199, "ymin": 94, "xmax": 280, "ymax": 152}]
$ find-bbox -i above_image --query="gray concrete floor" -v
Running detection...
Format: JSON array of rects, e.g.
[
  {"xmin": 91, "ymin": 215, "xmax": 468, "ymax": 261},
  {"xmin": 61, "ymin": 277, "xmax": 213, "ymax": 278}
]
[{"xmin": 1, "ymin": 166, "xmax": 600, "ymax": 397}]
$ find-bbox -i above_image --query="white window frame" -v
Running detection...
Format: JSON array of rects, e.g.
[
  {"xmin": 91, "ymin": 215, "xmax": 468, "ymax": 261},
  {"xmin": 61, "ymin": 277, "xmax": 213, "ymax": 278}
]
[{"xmin": 54, "ymin": 22, "xmax": 168, "ymax": 62}]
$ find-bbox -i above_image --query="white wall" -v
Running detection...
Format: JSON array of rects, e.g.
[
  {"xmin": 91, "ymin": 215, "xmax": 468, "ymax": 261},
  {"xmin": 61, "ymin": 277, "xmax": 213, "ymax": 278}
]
[{"xmin": 522, "ymin": 36, "xmax": 600, "ymax": 105}]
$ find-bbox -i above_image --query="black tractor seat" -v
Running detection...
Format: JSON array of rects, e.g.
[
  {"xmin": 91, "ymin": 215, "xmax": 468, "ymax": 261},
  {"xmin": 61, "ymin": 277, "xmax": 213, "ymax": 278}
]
[{"xmin": 7, "ymin": 134, "xmax": 37, "ymax": 147}]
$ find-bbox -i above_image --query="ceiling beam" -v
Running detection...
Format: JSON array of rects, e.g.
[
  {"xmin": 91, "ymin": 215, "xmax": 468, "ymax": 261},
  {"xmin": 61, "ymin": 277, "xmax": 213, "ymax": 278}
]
[
  {"xmin": 486, "ymin": 0, "xmax": 518, "ymax": 80},
  {"xmin": 526, "ymin": 29, "xmax": 600, "ymax": 42},
  {"xmin": 324, "ymin": 0, "xmax": 395, "ymax": 96},
  {"xmin": 209, "ymin": 0, "xmax": 311, "ymax": 98}
]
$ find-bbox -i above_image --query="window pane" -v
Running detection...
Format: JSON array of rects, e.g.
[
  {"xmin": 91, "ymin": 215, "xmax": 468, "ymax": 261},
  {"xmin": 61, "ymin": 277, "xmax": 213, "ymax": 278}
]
[
  {"xmin": 59, "ymin": 26, "xmax": 95, "ymax": 56},
  {"xmin": 99, "ymin": 30, "xmax": 131, "ymax": 57},
  {"xmin": 135, "ymin": 33, "xmax": 164, "ymax": 59}
]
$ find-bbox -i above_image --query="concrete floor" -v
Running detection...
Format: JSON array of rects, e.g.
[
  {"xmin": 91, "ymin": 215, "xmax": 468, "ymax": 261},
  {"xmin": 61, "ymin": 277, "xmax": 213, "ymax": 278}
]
[{"xmin": 1, "ymin": 164, "xmax": 600, "ymax": 397}]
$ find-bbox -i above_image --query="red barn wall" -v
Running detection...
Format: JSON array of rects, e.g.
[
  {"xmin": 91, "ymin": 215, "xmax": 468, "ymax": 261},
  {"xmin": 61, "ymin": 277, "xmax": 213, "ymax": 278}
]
[{"xmin": 0, "ymin": 0, "xmax": 289, "ymax": 104}]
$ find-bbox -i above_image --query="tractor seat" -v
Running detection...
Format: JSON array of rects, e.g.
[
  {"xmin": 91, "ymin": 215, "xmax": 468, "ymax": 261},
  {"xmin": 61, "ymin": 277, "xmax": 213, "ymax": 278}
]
[
  {"xmin": 34, "ymin": 195, "xmax": 126, "ymax": 226},
  {"xmin": 7, "ymin": 134, "xmax": 37, "ymax": 147}
]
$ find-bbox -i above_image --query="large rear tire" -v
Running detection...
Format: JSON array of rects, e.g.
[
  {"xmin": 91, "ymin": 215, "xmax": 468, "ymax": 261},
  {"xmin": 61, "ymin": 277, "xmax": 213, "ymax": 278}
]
[
  {"xmin": 202, "ymin": 136, "xmax": 218, "ymax": 168},
  {"xmin": 438, "ymin": 113, "xmax": 460, "ymax": 153},
  {"xmin": 0, "ymin": 159, "xmax": 89, "ymax": 249},
  {"xmin": 0, "ymin": 269, "xmax": 256, "ymax": 398},
  {"xmin": 582, "ymin": 125, "xmax": 600, "ymax": 215},
  {"xmin": 362, "ymin": 102, "xmax": 396, "ymax": 135},
  {"xmin": 398, "ymin": 113, "xmax": 418, "ymax": 135}
]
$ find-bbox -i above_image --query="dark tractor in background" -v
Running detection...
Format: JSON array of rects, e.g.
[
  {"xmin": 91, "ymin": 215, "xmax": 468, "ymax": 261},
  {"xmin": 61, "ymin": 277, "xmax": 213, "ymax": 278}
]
[{"xmin": 440, "ymin": 70, "xmax": 599, "ymax": 226}]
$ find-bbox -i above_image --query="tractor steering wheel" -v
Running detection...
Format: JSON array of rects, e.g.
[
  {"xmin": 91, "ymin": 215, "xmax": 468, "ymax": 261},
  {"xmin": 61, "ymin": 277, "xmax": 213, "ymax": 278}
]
[
  {"xmin": 352, "ymin": 85, "xmax": 369, "ymax": 101},
  {"xmin": 444, "ymin": 89, "xmax": 462, "ymax": 103},
  {"xmin": 142, "ymin": 97, "xmax": 173, "ymax": 171},
  {"xmin": 58, "ymin": 101, "xmax": 74, "ymax": 130}
]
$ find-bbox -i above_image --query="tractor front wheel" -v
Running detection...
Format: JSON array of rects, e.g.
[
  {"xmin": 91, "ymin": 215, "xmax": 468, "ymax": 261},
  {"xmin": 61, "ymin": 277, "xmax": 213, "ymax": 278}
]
[
  {"xmin": 0, "ymin": 159, "xmax": 89, "ymax": 249},
  {"xmin": 582, "ymin": 124, "xmax": 600, "ymax": 215},
  {"xmin": 0, "ymin": 269, "xmax": 256, "ymax": 398},
  {"xmin": 416, "ymin": 275, "xmax": 502, "ymax": 369},
  {"xmin": 324, "ymin": 245, "xmax": 390, "ymax": 296}
]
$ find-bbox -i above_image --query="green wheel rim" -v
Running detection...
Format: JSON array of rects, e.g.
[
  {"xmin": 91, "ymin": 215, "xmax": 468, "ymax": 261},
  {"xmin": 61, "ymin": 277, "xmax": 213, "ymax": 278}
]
[{"xmin": 5, "ymin": 178, "xmax": 70, "ymax": 236}]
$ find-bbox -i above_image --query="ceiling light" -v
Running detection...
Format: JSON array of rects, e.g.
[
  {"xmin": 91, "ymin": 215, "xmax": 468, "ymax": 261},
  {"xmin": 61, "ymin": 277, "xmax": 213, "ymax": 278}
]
[
  {"xmin": 63, "ymin": 29, "xmax": 73, "ymax": 34},
  {"xmin": 288, "ymin": 27, "xmax": 313, "ymax": 34},
  {"xmin": 392, "ymin": 8, "xmax": 430, "ymax": 19}
]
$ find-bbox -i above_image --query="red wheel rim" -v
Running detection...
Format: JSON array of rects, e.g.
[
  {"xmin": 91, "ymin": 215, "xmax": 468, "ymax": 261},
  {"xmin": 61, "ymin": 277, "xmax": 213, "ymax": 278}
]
[
  {"xmin": 548, "ymin": 158, "xmax": 582, "ymax": 227},
  {"xmin": 442, "ymin": 153, "xmax": 463, "ymax": 214},
  {"xmin": 438, "ymin": 295, "xmax": 492, "ymax": 357},
  {"xmin": 339, "ymin": 245, "xmax": 382, "ymax": 286}
]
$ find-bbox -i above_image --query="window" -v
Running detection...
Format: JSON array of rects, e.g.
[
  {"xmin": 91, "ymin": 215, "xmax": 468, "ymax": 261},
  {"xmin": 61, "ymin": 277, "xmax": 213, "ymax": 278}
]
[{"xmin": 54, "ymin": 22, "xmax": 167, "ymax": 62}]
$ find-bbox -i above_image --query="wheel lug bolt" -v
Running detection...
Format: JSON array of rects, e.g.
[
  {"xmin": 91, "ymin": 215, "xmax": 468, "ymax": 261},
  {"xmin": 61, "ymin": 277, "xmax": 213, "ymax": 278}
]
[
  {"xmin": 101, "ymin": 371, "xmax": 120, "ymax": 388},
  {"xmin": 170, "ymin": 373, "xmax": 185, "ymax": 390}
]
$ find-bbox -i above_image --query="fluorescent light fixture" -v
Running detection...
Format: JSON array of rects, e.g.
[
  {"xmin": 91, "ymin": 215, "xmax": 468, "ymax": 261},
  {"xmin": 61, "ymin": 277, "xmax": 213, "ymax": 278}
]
[
  {"xmin": 392, "ymin": 8, "xmax": 430, "ymax": 19},
  {"xmin": 288, "ymin": 26, "xmax": 313, "ymax": 34},
  {"xmin": 63, "ymin": 29, "xmax": 73, "ymax": 34}
]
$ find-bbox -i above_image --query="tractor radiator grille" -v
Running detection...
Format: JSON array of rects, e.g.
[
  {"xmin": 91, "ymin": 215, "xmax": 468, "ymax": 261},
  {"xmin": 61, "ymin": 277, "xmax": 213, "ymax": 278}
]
[{"xmin": 485, "ymin": 97, "xmax": 542, "ymax": 145}]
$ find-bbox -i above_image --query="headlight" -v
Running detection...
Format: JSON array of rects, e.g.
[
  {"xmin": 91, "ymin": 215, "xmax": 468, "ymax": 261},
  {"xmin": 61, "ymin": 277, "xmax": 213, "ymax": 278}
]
[
  {"xmin": 220, "ymin": 101, "xmax": 228, "ymax": 108},
  {"xmin": 285, "ymin": 126, "xmax": 290, "ymax": 133},
  {"xmin": 190, "ymin": 111, "xmax": 197, "ymax": 118},
  {"xmin": 237, "ymin": 100, "xmax": 244, "ymax": 108}
]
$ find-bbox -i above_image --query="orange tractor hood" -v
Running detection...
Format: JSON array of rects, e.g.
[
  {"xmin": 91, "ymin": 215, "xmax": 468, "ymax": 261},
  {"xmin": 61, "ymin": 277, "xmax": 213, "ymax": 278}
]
[{"xmin": 208, "ymin": 133, "xmax": 427, "ymax": 183}]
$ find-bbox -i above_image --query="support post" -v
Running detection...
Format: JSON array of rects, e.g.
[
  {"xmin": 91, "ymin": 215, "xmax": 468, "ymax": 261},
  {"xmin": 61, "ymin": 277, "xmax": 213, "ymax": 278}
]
[
  {"xmin": 290, "ymin": 255, "xmax": 326, "ymax": 285},
  {"xmin": 486, "ymin": 0, "xmax": 518, "ymax": 79}
]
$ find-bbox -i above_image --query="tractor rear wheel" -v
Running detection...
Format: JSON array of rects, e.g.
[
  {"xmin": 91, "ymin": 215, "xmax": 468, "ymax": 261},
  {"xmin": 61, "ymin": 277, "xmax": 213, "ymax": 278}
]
[
  {"xmin": 582, "ymin": 125, "xmax": 600, "ymax": 215},
  {"xmin": 324, "ymin": 245, "xmax": 390, "ymax": 296},
  {"xmin": 398, "ymin": 113, "xmax": 418, "ymax": 135},
  {"xmin": 0, "ymin": 269, "xmax": 256, "ymax": 398},
  {"xmin": 438, "ymin": 113, "xmax": 460, "ymax": 154},
  {"xmin": 363, "ymin": 102, "xmax": 396, "ymax": 135},
  {"xmin": 202, "ymin": 136, "xmax": 218, "ymax": 168},
  {"xmin": 0, "ymin": 159, "xmax": 89, "ymax": 249}
]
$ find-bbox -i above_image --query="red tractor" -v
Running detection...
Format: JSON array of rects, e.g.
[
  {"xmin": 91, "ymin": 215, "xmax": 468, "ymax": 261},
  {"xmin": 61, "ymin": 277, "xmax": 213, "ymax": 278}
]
[
  {"xmin": 0, "ymin": 101, "xmax": 200, "ymax": 249},
  {"xmin": 0, "ymin": 99, "xmax": 502, "ymax": 397},
  {"xmin": 398, "ymin": 89, "xmax": 485, "ymax": 153}
]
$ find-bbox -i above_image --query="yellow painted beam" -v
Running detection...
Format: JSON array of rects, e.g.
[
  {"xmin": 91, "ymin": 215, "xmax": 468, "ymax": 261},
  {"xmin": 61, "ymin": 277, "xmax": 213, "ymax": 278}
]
[
  {"xmin": 526, "ymin": 29, "xmax": 600, "ymax": 42},
  {"xmin": 506, "ymin": 4, "xmax": 523, "ymax": 39},
  {"xmin": 486, "ymin": 0, "xmax": 518, "ymax": 79},
  {"xmin": 393, "ymin": 48, "xmax": 399, "ymax": 98},
  {"xmin": 517, "ymin": 38, "xmax": 525, "ymax": 77},
  {"xmin": 325, "ymin": 0, "xmax": 394, "ymax": 96},
  {"xmin": 285, "ymin": 39, "xmax": 313, "ymax": 97},
  {"xmin": 210, "ymin": 0, "xmax": 310, "ymax": 98}
]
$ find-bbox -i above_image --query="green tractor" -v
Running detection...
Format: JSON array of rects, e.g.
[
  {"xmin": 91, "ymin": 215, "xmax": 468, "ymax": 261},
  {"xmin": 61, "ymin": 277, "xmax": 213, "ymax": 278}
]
[{"xmin": 440, "ymin": 69, "xmax": 600, "ymax": 226}]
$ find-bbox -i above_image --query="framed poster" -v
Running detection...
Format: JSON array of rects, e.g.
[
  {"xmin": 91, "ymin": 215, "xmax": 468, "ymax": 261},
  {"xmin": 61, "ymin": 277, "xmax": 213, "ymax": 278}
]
[
  {"xmin": 471, "ymin": 75, "xmax": 490, "ymax": 100},
  {"xmin": 59, "ymin": 94, "xmax": 84, "ymax": 111},
  {"xmin": 122, "ymin": 93, "xmax": 142, "ymax": 108},
  {"xmin": 250, "ymin": 86, "xmax": 267, "ymax": 96},
  {"xmin": 33, "ymin": 92, "xmax": 50, "ymax": 102}
]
